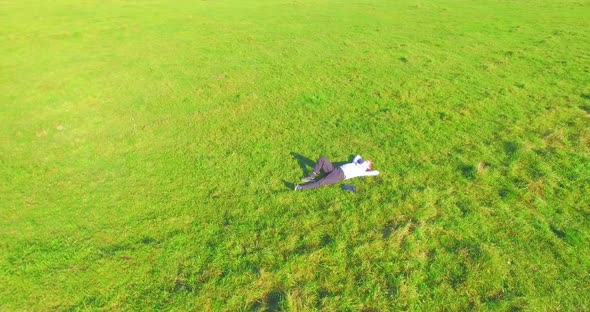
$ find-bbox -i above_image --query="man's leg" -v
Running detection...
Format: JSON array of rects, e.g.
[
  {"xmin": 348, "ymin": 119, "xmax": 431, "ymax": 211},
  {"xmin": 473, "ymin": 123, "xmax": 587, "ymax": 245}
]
[
  {"xmin": 299, "ymin": 167, "xmax": 345, "ymax": 190},
  {"xmin": 311, "ymin": 156, "xmax": 334, "ymax": 176},
  {"xmin": 302, "ymin": 156, "xmax": 334, "ymax": 182}
]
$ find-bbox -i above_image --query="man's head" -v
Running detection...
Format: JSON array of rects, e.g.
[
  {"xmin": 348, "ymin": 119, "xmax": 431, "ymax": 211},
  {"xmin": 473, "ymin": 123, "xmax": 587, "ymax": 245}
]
[{"xmin": 360, "ymin": 159, "xmax": 373, "ymax": 170}]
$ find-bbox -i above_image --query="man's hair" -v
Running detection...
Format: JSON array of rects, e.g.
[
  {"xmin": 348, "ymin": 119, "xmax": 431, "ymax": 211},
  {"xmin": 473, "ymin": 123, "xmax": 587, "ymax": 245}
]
[{"xmin": 367, "ymin": 160, "xmax": 374, "ymax": 170}]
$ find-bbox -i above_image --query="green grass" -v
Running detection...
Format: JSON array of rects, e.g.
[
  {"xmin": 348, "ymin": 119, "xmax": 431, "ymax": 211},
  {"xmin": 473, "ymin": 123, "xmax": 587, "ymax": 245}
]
[{"xmin": 1, "ymin": 0, "xmax": 589, "ymax": 310}]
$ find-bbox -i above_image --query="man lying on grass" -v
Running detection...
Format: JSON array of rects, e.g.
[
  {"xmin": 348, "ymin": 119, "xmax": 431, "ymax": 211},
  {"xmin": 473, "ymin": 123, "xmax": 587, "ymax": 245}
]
[{"xmin": 295, "ymin": 155, "xmax": 379, "ymax": 191}]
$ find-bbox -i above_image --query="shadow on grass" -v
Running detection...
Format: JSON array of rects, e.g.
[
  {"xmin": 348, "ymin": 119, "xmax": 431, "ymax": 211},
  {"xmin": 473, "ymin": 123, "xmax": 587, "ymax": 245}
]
[
  {"xmin": 382, "ymin": 220, "xmax": 397, "ymax": 239},
  {"xmin": 291, "ymin": 152, "xmax": 315, "ymax": 176},
  {"xmin": 249, "ymin": 288, "xmax": 285, "ymax": 311},
  {"xmin": 550, "ymin": 225, "xmax": 566, "ymax": 240},
  {"xmin": 503, "ymin": 141, "xmax": 519, "ymax": 156},
  {"xmin": 282, "ymin": 179, "xmax": 294, "ymax": 190},
  {"xmin": 459, "ymin": 164, "xmax": 476, "ymax": 180}
]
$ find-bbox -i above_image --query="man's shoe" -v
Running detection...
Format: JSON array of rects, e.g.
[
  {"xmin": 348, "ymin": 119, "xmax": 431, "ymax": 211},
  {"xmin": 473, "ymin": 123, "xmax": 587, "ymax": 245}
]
[
  {"xmin": 294, "ymin": 184, "xmax": 302, "ymax": 191},
  {"xmin": 301, "ymin": 172, "xmax": 317, "ymax": 182},
  {"xmin": 301, "ymin": 176, "xmax": 316, "ymax": 183}
]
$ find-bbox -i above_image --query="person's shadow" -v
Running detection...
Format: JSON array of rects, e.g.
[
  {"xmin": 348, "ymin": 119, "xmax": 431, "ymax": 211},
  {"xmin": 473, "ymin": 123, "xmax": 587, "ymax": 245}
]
[
  {"xmin": 291, "ymin": 152, "xmax": 315, "ymax": 176},
  {"xmin": 281, "ymin": 152, "xmax": 315, "ymax": 190}
]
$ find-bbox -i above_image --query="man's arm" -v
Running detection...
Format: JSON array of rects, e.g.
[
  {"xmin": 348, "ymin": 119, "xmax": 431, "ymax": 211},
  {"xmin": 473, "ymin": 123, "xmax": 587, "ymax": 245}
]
[
  {"xmin": 352, "ymin": 155, "xmax": 362, "ymax": 163},
  {"xmin": 363, "ymin": 170, "xmax": 380, "ymax": 176}
]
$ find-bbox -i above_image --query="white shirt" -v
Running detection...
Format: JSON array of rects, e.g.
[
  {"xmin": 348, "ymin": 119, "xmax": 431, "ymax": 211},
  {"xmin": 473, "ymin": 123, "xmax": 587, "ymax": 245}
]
[{"xmin": 339, "ymin": 155, "xmax": 380, "ymax": 180}]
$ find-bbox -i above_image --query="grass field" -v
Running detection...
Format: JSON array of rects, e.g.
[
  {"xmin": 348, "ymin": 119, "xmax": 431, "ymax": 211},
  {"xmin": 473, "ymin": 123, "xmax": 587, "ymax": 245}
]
[{"xmin": 1, "ymin": 0, "xmax": 589, "ymax": 310}]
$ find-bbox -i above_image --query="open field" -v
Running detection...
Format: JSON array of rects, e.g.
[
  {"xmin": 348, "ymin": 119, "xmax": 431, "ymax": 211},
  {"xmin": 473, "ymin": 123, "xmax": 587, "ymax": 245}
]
[{"xmin": 1, "ymin": 0, "xmax": 589, "ymax": 310}]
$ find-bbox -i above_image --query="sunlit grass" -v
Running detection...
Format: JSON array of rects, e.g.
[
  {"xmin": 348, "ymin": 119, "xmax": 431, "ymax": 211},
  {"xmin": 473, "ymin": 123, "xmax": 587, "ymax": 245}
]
[{"xmin": 1, "ymin": 0, "xmax": 589, "ymax": 310}]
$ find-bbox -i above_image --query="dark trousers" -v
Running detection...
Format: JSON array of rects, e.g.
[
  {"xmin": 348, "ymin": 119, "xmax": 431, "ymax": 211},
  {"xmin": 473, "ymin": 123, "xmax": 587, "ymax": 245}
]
[{"xmin": 300, "ymin": 156, "xmax": 345, "ymax": 190}]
